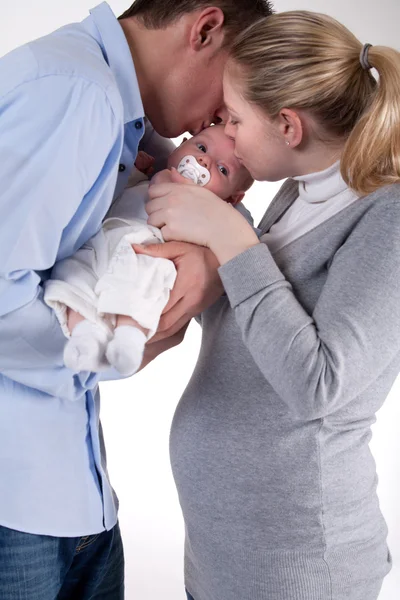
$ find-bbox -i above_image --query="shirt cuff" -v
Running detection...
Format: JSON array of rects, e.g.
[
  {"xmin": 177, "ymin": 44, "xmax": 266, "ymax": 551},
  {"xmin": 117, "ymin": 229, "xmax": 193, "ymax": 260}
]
[{"xmin": 218, "ymin": 243, "xmax": 285, "ymax": 308}]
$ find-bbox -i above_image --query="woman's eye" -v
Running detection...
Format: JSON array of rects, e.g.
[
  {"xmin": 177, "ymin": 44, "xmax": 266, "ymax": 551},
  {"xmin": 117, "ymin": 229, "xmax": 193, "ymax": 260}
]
[
  {"xmin": 197, "ymin": 143, "xmax": 207, "ymax": 153},
  {"xmin": 218, "ymin": 165, "xmax": 229, "ymax": 176}
]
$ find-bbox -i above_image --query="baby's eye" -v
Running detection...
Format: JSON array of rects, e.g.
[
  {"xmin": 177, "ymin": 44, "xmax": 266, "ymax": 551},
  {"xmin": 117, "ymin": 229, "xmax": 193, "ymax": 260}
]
[
  {"xmin": 229, "ymin": 117, "xmax": 238, "ymax": 126},
  {"xmin": 218, "ymin": 165, "xmax": 229, "ymax": 177},
  {"xmin": 197, "ymin": 143, "xmax": 207, "ymax": 153}
]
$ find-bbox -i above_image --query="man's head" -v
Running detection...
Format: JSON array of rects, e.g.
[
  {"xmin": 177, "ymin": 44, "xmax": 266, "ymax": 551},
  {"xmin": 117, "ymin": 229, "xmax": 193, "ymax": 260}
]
[
  {"xmin": 168, "ymin": 125, "xmax": 253, "ymax": 205},
  {"xmin": 119, "ymin": 1, "xmax": 273, "ymax": 138}
]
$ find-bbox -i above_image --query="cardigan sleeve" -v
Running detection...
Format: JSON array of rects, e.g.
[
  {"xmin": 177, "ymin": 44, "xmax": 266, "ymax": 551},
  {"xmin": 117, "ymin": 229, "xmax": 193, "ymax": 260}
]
[{"xmin": 218, "ymin": 191, "xmax": 400, "ymax": 420}]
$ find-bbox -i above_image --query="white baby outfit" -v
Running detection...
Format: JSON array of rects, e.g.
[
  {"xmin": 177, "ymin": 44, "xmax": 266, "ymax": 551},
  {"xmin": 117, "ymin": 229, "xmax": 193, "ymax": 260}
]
[{"xmin": 44, "ymin": 168, "xmax": 177, "ymax": 376}]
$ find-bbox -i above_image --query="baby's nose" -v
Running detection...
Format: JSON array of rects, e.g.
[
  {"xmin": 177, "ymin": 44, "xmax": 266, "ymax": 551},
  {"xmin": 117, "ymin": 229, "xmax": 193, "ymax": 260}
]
[{"xmin": 197, "ymin": 155, "xmax": 211, "ymax": 170}]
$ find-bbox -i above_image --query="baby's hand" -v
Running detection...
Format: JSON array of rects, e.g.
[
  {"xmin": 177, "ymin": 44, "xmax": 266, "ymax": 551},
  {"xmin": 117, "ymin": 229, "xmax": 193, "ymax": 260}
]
[{"xmin": 135, "ymin": 151, "xmax": 155, "ymax": 176}]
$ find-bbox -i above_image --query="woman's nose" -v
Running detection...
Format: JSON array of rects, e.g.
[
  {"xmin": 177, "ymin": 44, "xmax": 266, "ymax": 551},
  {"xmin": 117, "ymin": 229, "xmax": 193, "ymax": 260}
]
[{"xmin": 224, "ymin": 121, "xmax": 235, "ymax": 140}]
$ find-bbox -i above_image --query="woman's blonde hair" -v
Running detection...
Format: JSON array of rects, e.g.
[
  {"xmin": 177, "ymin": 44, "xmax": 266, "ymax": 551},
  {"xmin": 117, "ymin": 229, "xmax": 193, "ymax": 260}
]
[{"xmin": 229, "ymin": 11, "xmax": 400, "ymax": 196}]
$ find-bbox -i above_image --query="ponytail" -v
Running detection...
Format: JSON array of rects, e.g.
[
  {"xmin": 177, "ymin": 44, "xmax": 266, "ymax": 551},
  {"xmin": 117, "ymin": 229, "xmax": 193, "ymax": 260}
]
[
  {"xmin": 341, "ymin": 46, "xmax": 400, "ymax": 195},
  {"xmin": 230, "ymin": 11, "xmax": 400, "ymax": 196}
]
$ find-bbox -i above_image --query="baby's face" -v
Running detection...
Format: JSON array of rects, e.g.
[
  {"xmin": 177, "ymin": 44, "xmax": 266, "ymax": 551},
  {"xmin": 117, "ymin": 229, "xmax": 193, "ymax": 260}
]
[{"xmin": 168, "ymin": 125, "xmax": 251, "ymax": 204}]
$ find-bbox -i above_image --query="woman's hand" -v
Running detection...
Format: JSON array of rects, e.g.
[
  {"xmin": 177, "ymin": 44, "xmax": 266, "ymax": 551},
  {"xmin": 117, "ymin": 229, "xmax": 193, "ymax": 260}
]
[
  {"xmin": 146, "ymin": 168, "xmax": 259, "ymax": 264},
  {"xmin": 150, "ymin": 168, "xmax": 174, "ymax": 185}
]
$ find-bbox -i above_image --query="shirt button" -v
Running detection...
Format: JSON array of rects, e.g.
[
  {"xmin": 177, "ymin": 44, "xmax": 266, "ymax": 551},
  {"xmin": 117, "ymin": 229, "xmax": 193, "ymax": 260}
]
[
  {"xmin": 119, "ymin": 164, "xmax": 126, "ymax": 172},
  {"xmin": 135, "ymin": 121, "xmax": 143, "ymax": 130}
]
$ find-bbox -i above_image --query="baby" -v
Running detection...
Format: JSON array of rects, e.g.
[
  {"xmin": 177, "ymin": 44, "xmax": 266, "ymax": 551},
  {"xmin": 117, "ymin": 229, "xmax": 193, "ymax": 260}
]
[{"xmin": 44, "ymin": 125, "xmax": 253, "ymax": 376}]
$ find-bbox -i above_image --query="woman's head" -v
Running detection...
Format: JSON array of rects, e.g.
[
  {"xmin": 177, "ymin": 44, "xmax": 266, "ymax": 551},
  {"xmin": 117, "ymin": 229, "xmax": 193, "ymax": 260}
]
[{"xmin": 224, "ymin": 11, "xmax": 400, "ymax": 195}]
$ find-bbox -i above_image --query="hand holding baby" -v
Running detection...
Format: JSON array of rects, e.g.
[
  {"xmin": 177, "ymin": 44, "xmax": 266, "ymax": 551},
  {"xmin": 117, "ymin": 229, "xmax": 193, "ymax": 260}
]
[
  {"xmin": 150, "ymin": 167, "xmax": 196, "ymax": 187},
  {"xmin": 146, "ymin": 178, "xmax": 259, "ymax": 263}
]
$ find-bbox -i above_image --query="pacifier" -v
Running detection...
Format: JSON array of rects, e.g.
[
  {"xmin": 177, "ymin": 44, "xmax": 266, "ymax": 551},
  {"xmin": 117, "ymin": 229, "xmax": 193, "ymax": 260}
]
[{"xmin": 177, "ymin": 155, "xmax": 211, "ymax": 186}]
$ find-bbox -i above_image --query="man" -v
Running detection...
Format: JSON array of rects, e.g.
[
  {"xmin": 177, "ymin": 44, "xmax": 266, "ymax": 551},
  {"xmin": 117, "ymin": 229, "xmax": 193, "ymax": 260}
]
[{"xmin": 0, "ymin": 1, "xmax": 273, "ymax": 598}]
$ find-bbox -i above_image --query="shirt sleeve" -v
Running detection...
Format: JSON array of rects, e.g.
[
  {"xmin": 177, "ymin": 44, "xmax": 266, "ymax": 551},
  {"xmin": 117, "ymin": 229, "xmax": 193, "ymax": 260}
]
[
  {"xmin": 0, "ymin": 74, "xmax": 122, "ymax": 400},
  {"xmin": 218, "ymin": 196, "xmax": 400, "ymax": 420}
]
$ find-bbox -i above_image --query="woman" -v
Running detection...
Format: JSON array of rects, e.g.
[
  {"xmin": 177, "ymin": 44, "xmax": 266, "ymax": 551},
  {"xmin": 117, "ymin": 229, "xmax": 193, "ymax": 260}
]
[{"xmin": 146, "ymin": 11, "xmax": 400, "ymax": 600}]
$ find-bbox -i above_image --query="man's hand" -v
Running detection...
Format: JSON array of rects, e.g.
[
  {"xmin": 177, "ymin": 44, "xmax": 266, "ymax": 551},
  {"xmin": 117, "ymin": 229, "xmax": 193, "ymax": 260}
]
[
  {"xmin": 138, "ymin": 322, "xmax": 189, "ymax": 372},
  {"xmin": 133, "ymin": 241, "xmax": 224, "ymax": 341}
]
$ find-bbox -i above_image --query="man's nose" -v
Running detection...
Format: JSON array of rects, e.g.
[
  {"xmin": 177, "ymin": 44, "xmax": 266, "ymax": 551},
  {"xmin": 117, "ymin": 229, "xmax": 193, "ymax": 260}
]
[
  {"xmin": 212, "ymin": 106, "xmax": 230, "ymax": 125},
  {"xmin": 197, "ymin": 155, "xmax": 211, "ymax": 170}
]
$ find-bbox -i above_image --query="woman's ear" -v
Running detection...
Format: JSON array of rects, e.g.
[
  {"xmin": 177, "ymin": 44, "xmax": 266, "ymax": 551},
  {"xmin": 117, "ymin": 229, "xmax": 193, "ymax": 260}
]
[{"xmin": 278, "ymin": 108, "xmax": 303, "ymax": 148}]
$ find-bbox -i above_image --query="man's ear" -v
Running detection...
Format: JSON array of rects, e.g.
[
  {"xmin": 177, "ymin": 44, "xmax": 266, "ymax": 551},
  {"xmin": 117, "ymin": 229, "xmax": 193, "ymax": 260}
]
[
  {"xmin": 226, "ymin": 191, "xmax": 245, "ymax": 206},
  {"xmin": 189, "ymin": 7, "xmax": 225, "ymax": 51}
]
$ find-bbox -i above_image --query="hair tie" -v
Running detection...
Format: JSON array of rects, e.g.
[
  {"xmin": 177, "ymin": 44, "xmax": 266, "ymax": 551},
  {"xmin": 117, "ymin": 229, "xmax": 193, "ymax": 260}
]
[{"xmin": 360, "ymin": 43, "xmax": 373, "ymax": 70}]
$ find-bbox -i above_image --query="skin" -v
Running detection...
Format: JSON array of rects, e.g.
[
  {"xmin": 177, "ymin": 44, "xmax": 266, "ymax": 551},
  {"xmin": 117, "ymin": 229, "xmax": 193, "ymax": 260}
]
[
  {"xmin": 119, "ymin": 8, "xmax": 230, "ymax": 138},
  {"xmin": 146, "ymin": 168, "xmax": 259, "ymax": 265},
  {"xmin": 70, "ymin": 63, "xmax": 343, "ymax": 348},
  {"xmin": 223, "ymin": 65, "xmax": 344, "ymax": 181},
  {"xmin": 165, "ymin": 124, "xmax": 251, "ymax": 204},
  {"xmin": 133, "ymin": 63, "xmax": 347, "ymax": 368},
  {"xmin": 145, "ymin": 66, "xmax": 347, "ymax": 267},
  {"xmin": 108, "ymin": 8, "xmax": 232, "ymax": 354},
  {"xmin": 67, "ymin": 126, "xmax": 252, "ymax": 336}
]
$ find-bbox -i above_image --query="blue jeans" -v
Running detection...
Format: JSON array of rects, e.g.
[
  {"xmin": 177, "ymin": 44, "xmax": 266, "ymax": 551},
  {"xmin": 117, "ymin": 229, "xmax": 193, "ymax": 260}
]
[
  {"xmin": 186, "ymin": 591, "xmax": 195, "ymax": 600},
  {"xmin": 0, "ymin": 522, "xmax": 124, "ymax": 599}
]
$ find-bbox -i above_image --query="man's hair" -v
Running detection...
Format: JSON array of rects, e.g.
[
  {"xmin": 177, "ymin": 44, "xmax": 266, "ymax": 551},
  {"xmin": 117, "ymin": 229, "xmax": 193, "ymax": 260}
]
[{"xmin": 119, "ymin": 1, "xmax": 274, "ymax": 48}]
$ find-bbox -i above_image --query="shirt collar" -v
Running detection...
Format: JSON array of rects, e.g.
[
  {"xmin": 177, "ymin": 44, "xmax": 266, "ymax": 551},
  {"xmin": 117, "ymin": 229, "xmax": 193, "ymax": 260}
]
[
  {"xmin": 85, "ymin": 2, "xmax": 144, "ymax": 124},
  {"xmin": 292, "ymin": 161, "xmax": 349, "ymax": 204}
]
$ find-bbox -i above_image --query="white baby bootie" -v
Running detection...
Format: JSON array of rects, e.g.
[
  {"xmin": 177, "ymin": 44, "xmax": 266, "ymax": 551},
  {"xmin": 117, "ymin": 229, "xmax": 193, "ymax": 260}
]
[
  {"xmin": 106, "ymin": 326, "xmax": 147, "ymax": 377},
  {"xmin": 64, "ymin": 320, "xmax": 112, "ymax": 372}
]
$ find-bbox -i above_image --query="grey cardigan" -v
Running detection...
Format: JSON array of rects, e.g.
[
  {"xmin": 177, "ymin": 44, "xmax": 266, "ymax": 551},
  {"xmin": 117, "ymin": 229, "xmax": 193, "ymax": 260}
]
[{"xmin": 170, "ymin": 179, "xmax": 399, "ymax": 600}]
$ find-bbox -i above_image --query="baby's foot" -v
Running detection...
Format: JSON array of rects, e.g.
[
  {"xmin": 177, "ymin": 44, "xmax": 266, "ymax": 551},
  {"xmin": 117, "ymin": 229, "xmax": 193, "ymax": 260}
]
[
  {"xmin": 64, "ymin": 320, "xmax": 112, "ymax": 372},
  {"xmin": 106, "ymin": 326, "xmax": 147, "ymax": 376}
]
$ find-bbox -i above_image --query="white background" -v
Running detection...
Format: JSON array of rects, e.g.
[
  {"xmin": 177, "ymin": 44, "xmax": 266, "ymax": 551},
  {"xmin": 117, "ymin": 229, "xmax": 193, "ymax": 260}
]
[{"xmin": 1, "ymin": 0, "xmax": 399, "ymax": 598}]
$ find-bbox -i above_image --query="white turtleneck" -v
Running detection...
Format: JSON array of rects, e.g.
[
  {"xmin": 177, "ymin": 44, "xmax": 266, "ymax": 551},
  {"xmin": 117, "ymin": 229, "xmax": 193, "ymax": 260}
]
[{"xmin": 261, "ymin": 161, "xmax": 359, "ymax": 253}]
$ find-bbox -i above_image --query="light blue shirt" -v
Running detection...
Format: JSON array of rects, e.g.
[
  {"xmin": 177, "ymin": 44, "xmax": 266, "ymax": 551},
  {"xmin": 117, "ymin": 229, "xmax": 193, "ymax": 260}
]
[{"xmin": 0, "ymin": 2, "xmax": 146, "ymax": 536}]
